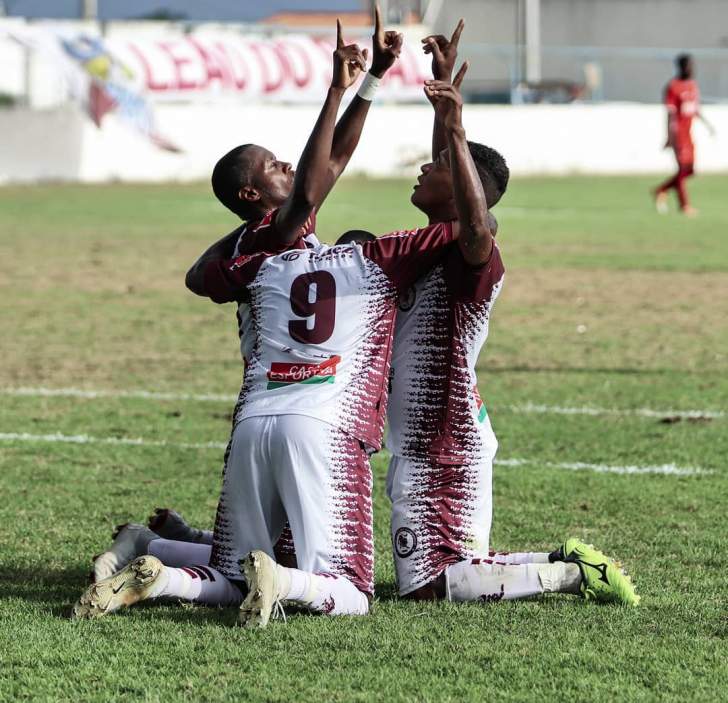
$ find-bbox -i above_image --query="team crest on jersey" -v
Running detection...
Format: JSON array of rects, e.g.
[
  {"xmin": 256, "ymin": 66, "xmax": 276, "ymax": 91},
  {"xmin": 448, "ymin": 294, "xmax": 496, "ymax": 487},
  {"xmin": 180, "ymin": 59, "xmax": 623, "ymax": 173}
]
[
  {"xmin": 394, "ymin": 527, "xmax": 417, "ymax": 558},
  {"xmin": 266, "ymin": 355, "xmax": 341, "ymax": 389},
  {"xmin": 281, "ymin": 251, "xmax": 302, "ymax": 262},
  {"xmin": 473, "ymin": 385, "xmax": 487, "ymax": 423},
  {"xmin": 398, "ymin": 286, "xmax": 416, "ymax": 311}
]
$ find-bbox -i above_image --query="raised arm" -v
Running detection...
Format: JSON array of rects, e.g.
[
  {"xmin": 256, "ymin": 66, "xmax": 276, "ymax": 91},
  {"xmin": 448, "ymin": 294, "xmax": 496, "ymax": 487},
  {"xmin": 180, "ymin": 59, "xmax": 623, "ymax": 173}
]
[
  {"xmin": 422, "ymin": 19, "xmax": 464, "ymax": 160},
  {"xmin": 274, "ymin": 21, "xmax": 367, "ymax": 244},
  {"xmin": 323, "ymin": 5, "xmax": 402, "ymax": 196},
  {"xmin": 425, "ymin": 63, "xmax": 494, "ymax": 266}
]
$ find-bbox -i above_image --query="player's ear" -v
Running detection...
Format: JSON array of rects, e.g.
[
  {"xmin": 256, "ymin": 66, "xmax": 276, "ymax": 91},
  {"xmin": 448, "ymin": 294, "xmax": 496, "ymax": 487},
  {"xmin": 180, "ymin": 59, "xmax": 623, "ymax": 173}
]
[{"xmin": 238, "ymin": 186, "xmax": 261, "ymax": 203}]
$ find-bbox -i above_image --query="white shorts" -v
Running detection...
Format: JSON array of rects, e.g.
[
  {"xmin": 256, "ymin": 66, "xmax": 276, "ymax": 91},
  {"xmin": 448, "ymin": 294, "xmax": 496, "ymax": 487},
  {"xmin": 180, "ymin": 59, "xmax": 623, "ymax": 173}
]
[
  {"xmin": 386, "ymin": 453, "xmax": 493, "ymax": 596},
  {"xmin": 209, "ymin": 415, "xmax": 374, "ymax": 595}
]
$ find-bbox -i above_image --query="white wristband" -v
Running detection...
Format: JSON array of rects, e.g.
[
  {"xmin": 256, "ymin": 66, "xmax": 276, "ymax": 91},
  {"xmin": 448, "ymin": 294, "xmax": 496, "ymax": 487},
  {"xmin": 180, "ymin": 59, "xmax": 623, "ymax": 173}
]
[{"xmin": 357, "ymin": 72, "xmax": 381, "ymax": 101}]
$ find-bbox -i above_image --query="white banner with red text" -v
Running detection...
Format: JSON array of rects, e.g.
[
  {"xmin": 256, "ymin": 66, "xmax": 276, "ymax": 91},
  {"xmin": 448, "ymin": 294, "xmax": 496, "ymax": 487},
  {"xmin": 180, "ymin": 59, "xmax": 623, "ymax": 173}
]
[{"xmin": 0, "ymin": 19, "xmax": 431, "ymax": 105}]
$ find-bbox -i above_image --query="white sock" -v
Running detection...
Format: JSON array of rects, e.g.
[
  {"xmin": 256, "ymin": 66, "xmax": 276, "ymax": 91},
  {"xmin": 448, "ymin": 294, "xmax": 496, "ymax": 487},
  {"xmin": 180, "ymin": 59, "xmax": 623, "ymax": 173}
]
[
  {"xmin": 277, "ymin": 567, "xmax": 368, "ymax": 616},
  {"xmin": 147, "ymin": 538, "xmax": 212, "ymax": 567},
  {"xmin": 151, "ymin": 565, "xmax": 243, "ymax": 606},
  {"xmin": 487, "ymin": 550, "xmax": 551, "ymax": 565},
  {"xmin": 445, "ymin": 559, "xmax": 581, "ymax": 602},
  {"xmin": 276, "ymin": 565, "xmax": 315, "ymax": 601}
]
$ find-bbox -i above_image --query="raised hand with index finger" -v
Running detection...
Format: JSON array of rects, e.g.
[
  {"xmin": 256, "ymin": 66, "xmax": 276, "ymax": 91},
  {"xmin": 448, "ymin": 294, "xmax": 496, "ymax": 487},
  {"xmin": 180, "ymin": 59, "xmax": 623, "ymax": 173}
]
[
  {"xmin": 421, "ymin": 18, "xmax": 464, "ymax": 81},
  {"xmin": 370, "ymin": 3, "xmax": 404, "ymax": 78},
  {"xmin": 424, "ymin": 61, "xmax": 469, "ymax": 132},
  {"xmin": 332, "ymin": 18, "xmax": 369, "ymax": 90}
]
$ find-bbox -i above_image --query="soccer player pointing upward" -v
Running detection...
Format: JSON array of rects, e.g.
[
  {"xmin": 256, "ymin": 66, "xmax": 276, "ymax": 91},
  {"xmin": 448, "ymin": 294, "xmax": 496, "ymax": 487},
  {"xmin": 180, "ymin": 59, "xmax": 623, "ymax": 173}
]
[
  {"xmin": 73, "ymin": 15, "xmax": 413, "ymax": 622},
  {"xmin": 385, "ymin": 28, "xmax": 639, "ymax": 607}
]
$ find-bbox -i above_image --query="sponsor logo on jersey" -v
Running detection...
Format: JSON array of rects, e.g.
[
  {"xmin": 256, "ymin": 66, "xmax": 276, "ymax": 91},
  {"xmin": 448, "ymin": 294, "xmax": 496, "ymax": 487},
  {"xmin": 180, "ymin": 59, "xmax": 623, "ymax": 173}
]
[
  {"xmin": 473, "ymin": 385, "xmax": 487, "ymax": 422},
  {"xmin": 266, "ymin": 355, "xmax": 341, "ymax": 389}
]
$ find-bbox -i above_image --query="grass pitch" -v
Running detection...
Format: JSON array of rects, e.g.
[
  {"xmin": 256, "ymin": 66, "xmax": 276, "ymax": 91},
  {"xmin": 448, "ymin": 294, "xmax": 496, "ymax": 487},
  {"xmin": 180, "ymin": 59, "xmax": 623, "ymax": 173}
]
[{"xmin": 1, "ymin": 175, "xmax": 727, "ymax": 701}]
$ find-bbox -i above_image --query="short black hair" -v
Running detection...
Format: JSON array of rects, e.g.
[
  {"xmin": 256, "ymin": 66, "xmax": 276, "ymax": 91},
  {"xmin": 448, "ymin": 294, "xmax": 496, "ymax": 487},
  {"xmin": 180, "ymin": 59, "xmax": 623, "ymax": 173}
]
[
  {"xmin": 336, "ymin": 230, "xmax": 376, "ymax": 245},
  {"xmin": 467, "ymin": 141, "xmax": 509, "ymax": 207},
  {"xmin": 211, "ymin": 144, "xmax": 258, "ymax": 220},
  {"xmin": 676, "ymin": 53, "xmax": 692, "ymax": 74}
]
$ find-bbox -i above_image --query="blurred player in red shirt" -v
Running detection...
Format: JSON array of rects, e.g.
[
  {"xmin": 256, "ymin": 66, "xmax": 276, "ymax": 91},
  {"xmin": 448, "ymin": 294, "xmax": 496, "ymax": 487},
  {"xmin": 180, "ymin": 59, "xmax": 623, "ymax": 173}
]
[{"xmin": 654, "ymin": 54, "xmax": 714, "ymax": 216}]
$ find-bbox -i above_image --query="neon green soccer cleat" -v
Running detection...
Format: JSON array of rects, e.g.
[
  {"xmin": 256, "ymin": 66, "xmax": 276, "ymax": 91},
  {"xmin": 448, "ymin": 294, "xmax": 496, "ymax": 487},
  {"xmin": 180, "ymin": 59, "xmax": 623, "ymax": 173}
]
[{"xmin": 560, "ymin": 538, "xmax": 640, "ymax": 606}]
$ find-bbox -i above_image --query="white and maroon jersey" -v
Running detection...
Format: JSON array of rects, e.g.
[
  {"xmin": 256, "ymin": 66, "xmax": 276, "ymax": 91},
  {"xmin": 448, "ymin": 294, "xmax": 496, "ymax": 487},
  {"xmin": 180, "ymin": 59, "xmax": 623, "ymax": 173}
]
[
  {"xmin": 231, "ymin": 209, "xmax": 320, "ymax": 363},
  {"xmin": 204, "ymin": 222, "xmax": 455, "ymax": 450},
  {"xmin": 387, "ymin": 243, "xmax": 505, "ymax": 464}
]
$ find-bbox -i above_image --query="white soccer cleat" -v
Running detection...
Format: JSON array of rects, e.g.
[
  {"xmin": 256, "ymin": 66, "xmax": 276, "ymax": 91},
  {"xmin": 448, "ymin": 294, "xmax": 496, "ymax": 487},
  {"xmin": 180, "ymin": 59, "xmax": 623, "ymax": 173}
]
[
  {"xmin": 92, "ymin": 523, "xmax": 157, "ymax": 583},
  {"xmin": 73, "ymin": 555, "xmax": 163, "ymax": 620},
  {"xmin": 238, "ymin": 550, "xmax": 285, "ymax": 629}
]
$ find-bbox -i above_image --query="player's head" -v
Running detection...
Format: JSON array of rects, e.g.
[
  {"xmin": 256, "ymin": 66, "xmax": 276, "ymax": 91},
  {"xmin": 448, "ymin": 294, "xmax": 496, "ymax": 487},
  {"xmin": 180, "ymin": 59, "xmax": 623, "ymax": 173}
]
[
  {"xmin": 411, "ymin": 142, "xmax": 509, "ymax": 217},
  {"xmin": 336, "ymin": 230, "xmax": 376, "ymax": 245},
  {"xmin": 211, "ymin": 144, "xmax": 294, "ymax": 221},
  {"xmin": 676, "ymin": 54, "xmax": 693, "ymax": 79}
]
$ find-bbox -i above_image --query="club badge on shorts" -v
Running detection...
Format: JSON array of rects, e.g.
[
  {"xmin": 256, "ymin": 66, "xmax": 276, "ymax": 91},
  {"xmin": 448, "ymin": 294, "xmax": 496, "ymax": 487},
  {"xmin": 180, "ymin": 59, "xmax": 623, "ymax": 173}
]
[{"xmin": 394, "ymin": 527, "xmax": 417, "ymax": 558}]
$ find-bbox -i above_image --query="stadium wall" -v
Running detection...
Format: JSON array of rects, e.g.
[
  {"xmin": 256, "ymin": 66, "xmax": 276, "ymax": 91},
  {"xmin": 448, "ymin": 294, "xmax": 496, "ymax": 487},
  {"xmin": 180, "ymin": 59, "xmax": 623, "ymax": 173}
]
[
  {"xmin": 1, "ymin": 102, "xmax": 727, "ymax": 183},
  {"xmin": 433, "ymin": 0, "xmax": 728, "ymax": 102}
]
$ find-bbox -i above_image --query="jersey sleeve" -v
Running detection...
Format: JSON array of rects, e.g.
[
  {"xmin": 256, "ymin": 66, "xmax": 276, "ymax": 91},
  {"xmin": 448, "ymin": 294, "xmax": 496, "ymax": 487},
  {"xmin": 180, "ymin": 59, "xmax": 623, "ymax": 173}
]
[
  {"xmin": 442, "ymin": 243, "xmax": 505, "ymax": 303},
  {"xmin": 203, "ymin": 253, "xmax": 266, "ymax": 304},
  {"xmin": 235, "ymin": 208, "xmax": 317, "ymax": 257},
  {"xmin": 362, "ymin": 221, "xmax": 455, "ymax": 292}
]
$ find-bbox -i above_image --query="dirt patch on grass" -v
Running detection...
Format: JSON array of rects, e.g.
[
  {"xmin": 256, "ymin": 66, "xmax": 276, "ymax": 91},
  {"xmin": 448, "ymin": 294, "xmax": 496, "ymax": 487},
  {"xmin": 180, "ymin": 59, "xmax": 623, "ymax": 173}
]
[
  {"xmin": 486, "ymin": 267, "xmax": 728, "ymax": 373},
  {"xmin": 1, "ymin": 266, "xmax": 726, "ymax": 389}
]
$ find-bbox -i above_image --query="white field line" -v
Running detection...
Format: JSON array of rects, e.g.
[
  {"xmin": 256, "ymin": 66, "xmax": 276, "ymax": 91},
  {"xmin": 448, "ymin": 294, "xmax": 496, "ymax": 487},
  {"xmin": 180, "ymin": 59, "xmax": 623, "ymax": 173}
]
[
  {"xmin": 0, "ymin": 432, "xmax": 228, "ymax": 451},
  {"xmin": 1, "ymin": 386, "xmax": 235, "ymax": 403},
  {"xmin": 506, "ymin": 402, "xmax": 725, "ymax": 420},
  {"xmin": 1, "ymin": 386, "xmax": 724, "ymax": 420},
  {"xmin": 0, "ymin": 431, "xmax": 712, "ymax": 476},
  {"xmin": 494, "ymin": 457, "xmax": 711, "ymax": 476}
]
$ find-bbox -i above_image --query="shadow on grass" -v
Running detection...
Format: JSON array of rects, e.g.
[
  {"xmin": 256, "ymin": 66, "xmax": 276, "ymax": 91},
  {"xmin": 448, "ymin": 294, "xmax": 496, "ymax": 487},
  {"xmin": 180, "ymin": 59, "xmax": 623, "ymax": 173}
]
[
  {"xmin": 1, "ymin": 565, "xmax": 94, "ymax": 618},
  {"xmin": 0, "ymin": 565, "xmax": 230, "ymax": 625},
  {"xmin": 0, "ymin": 565, "xmax": 404, "ymax": 626}
]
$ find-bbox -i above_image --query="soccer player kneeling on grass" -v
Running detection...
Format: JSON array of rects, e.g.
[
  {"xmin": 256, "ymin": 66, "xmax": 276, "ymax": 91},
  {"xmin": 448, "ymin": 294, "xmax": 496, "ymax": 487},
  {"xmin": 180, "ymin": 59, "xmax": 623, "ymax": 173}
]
[
  {"xmin": 378, "ymin": 30, "xmax": 638, "ymax": 608},
  {"xmin": 86, "ymin": 7, "xmax": 404, "ymax": 592}
]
